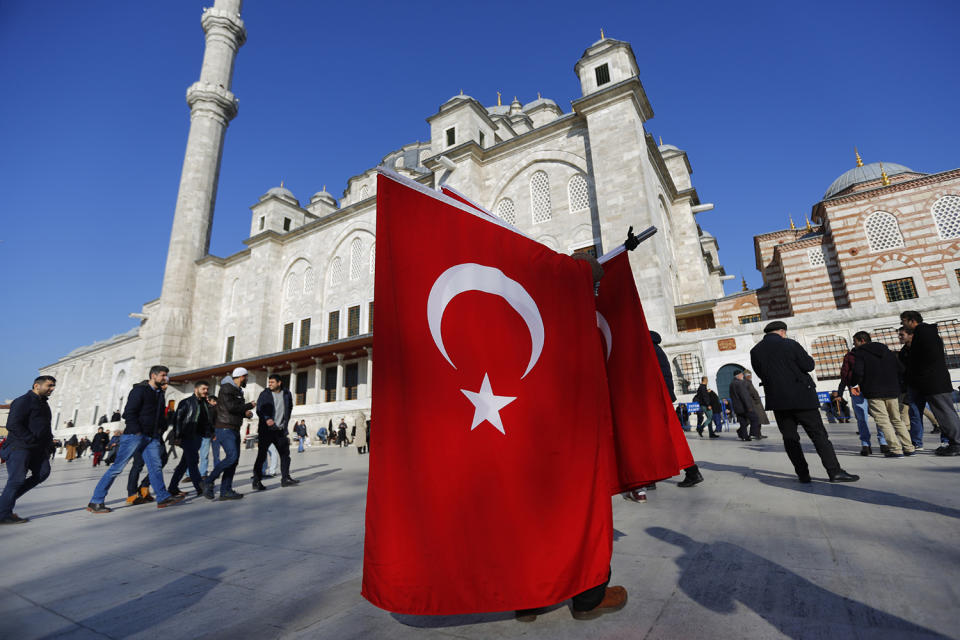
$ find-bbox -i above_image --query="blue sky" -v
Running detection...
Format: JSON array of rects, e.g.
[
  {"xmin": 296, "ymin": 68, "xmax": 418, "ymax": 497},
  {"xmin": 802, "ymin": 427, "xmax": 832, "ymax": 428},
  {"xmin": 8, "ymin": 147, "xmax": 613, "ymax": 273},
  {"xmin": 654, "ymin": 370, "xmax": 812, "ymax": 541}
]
[{"xmin": 1, "ymin": 0, "xmax": 957, "ymax": 400}]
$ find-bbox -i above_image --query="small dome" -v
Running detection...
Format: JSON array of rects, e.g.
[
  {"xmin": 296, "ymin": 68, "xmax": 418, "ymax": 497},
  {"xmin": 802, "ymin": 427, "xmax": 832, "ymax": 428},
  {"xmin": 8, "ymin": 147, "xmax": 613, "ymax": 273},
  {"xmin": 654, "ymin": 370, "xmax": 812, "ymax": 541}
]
[
  {"xmin": 659, "ymin": 143, "xmax": 682, "ymax": 152},
  {"xmin": 311, "ymin": 189, "xmax": 337, "ymax": 206},
  {"xmin": 522, "ymin": 97, "xmax": 559, "ymax": 111},
  {"xmin": 823, "ymin": 162, "xmax": 918, "ymax": 199},
  {"xmin": 264, "ymin": 185, "xmax": 298, "ymax": 205}
]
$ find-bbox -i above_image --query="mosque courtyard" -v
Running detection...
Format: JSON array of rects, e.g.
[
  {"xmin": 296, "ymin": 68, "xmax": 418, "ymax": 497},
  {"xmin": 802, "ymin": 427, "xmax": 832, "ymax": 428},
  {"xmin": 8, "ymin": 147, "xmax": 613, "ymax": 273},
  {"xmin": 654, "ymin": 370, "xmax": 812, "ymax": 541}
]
[{"xmin": 2, "ymin": 423, "xmax": 958, "ymax": 640}]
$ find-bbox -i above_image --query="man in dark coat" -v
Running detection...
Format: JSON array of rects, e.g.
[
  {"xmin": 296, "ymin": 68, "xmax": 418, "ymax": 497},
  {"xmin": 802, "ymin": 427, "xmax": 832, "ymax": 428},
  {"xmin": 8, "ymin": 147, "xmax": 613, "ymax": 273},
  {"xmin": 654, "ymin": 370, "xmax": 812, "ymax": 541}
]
[
  {"xmin": 204, "ymin": 368, "xmax": 255, "ymax": 500},
  {"xmin": 693, "ymin": 377, "xmax": 716, "ymax": 438},
  {"xmin": 749, "ymin": 321, "xmax": 858, "ymax": 483},
  {"xmin": 0, "ymin": 376, "xmax": 56, "ymax": 524},
  {"xmin": 708, "ymin": 389, "xmax": 724, "ymax": 434},
  {"xmin": 252, "ymin": 374, "xmax": 298, "ymax": 490},
  {"xmin": 729, "ymin": 370, "xmax": 762, "ymax": 441},
  {"xmin": 90, "ymin": 427, "xmax": 109, "ymax": 467},
  {"xmin": 900, "ymin": 311, "xmax": 960, "ymax": 456},
  {"xmin": 167, "ymin": 380, "xmax": 214, "ymax": 497},
  {"xmin": 650, "ymin": 331, "xmax": 704, "ymax": 487},
  {"xmin": 86, "ymin": 366, "xmax": 185, "ymax": 513},
  {"xmin": 849, "ymin": 331, "xmax": 914, "ymax": 457}
]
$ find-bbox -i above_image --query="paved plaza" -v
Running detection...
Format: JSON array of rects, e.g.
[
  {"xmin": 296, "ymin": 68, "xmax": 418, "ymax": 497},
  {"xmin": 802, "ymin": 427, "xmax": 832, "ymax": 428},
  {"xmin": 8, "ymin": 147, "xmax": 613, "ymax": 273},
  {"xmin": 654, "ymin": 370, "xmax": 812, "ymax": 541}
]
[{"xmin": 2, "ymin": 422, "xmax": 958, "ymax": 640}]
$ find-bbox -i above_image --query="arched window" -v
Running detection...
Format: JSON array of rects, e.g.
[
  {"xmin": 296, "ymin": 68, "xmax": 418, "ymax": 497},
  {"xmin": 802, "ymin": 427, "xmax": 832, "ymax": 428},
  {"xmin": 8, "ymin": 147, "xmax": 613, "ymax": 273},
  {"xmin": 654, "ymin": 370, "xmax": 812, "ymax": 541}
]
[
  {"xmin": 671, "ymin": 352, "xmax": 702, "ymax": 394},
  {"xmin": 496, "ymin": 198, "xmax": 516, "ymax": 225},
  {"xmin": 568, "ymin": 174, "xmax": 589, "ymax": 213},
  {"xmin": 530, "ymin": 171, "xmax": 551, "ymax": 223},
  {"xmin": 329, "ymin": 257, "xmax": 343, "ymax": 285},
  {"xmin": 369, "ymin": 242, "xmax": 376, "ymax": 275},
  {"xmin": 864, "ymin": 211, "xmax": 904, "ymax": 252},
  {"xmin": 810, "ymin": 335, "xmax": 848, "ymax": 380},
  {"xmin": 349, "ymin": 238, "xmax": 364, "ymax": 280},
  {"xmin": 359, "ymin": 184, "xmax": 370, "ymax": 200},
  {"xmin": 932, "ymin": 195, "xmax": 960, "ymax": 239}
]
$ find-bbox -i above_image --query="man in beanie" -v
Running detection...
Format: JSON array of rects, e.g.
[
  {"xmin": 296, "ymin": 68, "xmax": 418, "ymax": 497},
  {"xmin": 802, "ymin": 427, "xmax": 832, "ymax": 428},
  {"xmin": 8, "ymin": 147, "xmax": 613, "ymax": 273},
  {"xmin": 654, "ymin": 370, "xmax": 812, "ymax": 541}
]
[
  {"xmin": 203, "ymin": 367, "xmax": 255, "ymax": 500},
  {"xmin": 750, "ymin": 322, "xmax": 858, "ymax": 483}
]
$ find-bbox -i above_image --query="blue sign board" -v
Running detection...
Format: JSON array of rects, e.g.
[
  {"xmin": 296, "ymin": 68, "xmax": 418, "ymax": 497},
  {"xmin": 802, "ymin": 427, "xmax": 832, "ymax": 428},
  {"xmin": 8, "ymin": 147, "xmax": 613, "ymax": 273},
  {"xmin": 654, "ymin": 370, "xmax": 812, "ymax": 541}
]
[
  {"xmin": 687, "ymin": 402, "xmax": 701, "ymax": 412},
  {"xmin": 817, "ymin": 392, "xmax": 831, "ymax": 403}
]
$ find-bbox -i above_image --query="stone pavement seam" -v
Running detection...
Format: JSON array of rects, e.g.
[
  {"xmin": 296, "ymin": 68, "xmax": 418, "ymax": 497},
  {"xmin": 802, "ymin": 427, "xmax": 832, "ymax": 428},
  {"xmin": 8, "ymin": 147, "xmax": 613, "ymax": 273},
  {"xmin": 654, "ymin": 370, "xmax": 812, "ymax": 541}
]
[{"xmin": 1, "ymin": 586, "xmax": 112, "ymax": 640}]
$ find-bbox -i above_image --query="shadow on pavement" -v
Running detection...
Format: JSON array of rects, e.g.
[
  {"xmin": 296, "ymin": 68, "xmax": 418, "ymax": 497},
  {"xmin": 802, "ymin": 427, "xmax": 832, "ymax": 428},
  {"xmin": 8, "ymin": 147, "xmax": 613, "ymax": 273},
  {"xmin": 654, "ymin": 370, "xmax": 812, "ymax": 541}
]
[
  {"xmin": 39, "ymin": 566, "xmax": 226, "ymax": 639},
  {"xmin": 646, "ymin": 527, "xmax": 950, "ymax": 639},
  {"xmin": 698, "ymin": 461, "xmax": 960, "ymax": 520},
  {"xmin": 391, "ymin": 604, "xmax": 567, "ymax": 628}
]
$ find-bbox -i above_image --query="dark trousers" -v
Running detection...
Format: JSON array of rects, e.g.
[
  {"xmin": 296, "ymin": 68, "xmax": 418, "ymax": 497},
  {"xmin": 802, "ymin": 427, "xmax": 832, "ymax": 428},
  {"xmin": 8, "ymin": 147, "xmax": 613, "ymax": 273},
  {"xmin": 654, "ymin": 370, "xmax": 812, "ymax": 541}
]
[
  {"xmin": 168, "ymin": 436, "xmax": 202, "ymax": 493},
  {"xmin": 253, "ymin": 429, "xmax": 292, "ymax": 481},
  {"xmin": 773, "ymin": 408, "xmax": 841, "ymax": 477},
  {"xmin": 736, "ymin": 412, "xmax": 761, "ymax": 439},
  {"xmin": 0, "ymin": 448, "xmax": 51, "ymax": 519},
  {"xmin": 207, "ymin": 428, "xmax": 240, "ymax": 494}
]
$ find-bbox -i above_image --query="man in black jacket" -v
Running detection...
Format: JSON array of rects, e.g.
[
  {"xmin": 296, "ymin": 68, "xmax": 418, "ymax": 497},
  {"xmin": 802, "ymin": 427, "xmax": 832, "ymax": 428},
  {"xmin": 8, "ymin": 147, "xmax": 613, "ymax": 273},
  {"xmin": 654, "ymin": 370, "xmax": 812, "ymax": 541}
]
[
  {"xmin": 650, "ymin": 331, "xmax": 704, "ymax": 488},
  {"xmin": 849, "ymin": 331, "xmax": 914, "ymax": 458},
  {"xmin": 900, "ymin": 311, "xmax": 960, "ymax": 456},
  {"xmin": 750, "ymin": 322, "xmax": 858, "ymax": 483},
  {"xmin": 693, "ymin": 377, "xmax": 717, "ymax": 438},
  {"xmin": 90, "ymin": 427, "xmax": 109, "ymax": 467},
  {"xmin": 86, "ymin": 366, "xmax": 186, "ymax": 513},
  {"xmin": 167, "ymin": 381, "xmax": 213, "ymax": 497},
  {"xmin": 204, "ymin": 367, "xmax": 255, "ymax": 500},
  {"xmin": 252, "ymin": 374, "xmax": 298, "ymax": 490},
  {"xmin": 0, "ymin": 376, "xmax": 56, "ymax": 524},
  {"xmin": 729, "ymin": 370, "xmax": 761, "ymax": 441}
]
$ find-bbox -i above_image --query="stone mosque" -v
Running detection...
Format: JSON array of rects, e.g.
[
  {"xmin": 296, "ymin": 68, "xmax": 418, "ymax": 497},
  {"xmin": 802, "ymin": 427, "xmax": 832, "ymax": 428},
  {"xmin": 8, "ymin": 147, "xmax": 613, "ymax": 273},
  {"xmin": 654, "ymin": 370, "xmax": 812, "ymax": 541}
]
[{"xmin": 39, "ymin": 0, "xmax": 960, "ymax": 437}]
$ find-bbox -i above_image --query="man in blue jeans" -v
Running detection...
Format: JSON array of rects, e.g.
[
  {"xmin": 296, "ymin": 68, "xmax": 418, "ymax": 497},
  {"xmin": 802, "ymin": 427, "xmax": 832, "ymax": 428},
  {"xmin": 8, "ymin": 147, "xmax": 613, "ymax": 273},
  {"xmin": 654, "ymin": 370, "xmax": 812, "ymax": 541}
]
[
  {"xmin": 86, "ymin": 366, "xmax": 186, "ymax": 513},
  {"xmin": 0, "ymin": 376, "xmax": 57, "ymax": 524},
  {"xmin": 203, "ymin": 368, "xmax": 255, "ymax": 501}
]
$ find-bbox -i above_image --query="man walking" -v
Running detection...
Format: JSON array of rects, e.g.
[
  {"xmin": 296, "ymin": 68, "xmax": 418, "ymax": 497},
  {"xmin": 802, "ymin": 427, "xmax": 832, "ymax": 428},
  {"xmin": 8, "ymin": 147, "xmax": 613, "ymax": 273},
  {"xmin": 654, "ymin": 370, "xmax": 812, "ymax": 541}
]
[
  {"xmin": 744, "ymin": 371, "xmax": 769, "ymax": 438},
  {"xmin": 86, "ymin": 366, "xmax": 186, "ymax": 513},
  {"xmin": 750, "ymin": 321, "xmax": 858, "ymax": 483},
  {"xmin": 849, "ymin": 331, "xmax": 915, "ymax": 458},
  {"xmin": 252, "ymin": 374, "xmax": 298, "ymax": 491},
  {"xmin": 0, "ymin": 376, "xmax": 56, "ymax": 524},
  {"xmin": 90, "ymin": 427, "xmax": 109, "ymax": 467},
  {"xmin": 900, "ymin": 311, "xmax": 960, "ymax": 456},
  {"xmin": 707, "ymin": 387, "xmax": 724, "ymax": 434},
  {"xmin": 693, "ymin": 377, "xmax": 716, "ymax": 438},
  {"xmin": 729, "ymin": 370, "xmax": 761, "ymax": 441},
  {"xmin": 839, "ymin": 345, "xmax": 889, "ymax": 456},
  {"xmin": 167, "ymin": 381, "xmax": 212, "ymax": 497},
  {"xmin": 203, "ymin": 368, "xmax": 254, "ymax": 500},
  {"xmin": 198, "ymin": 397, "xmax": 220, "ymax": 480}
]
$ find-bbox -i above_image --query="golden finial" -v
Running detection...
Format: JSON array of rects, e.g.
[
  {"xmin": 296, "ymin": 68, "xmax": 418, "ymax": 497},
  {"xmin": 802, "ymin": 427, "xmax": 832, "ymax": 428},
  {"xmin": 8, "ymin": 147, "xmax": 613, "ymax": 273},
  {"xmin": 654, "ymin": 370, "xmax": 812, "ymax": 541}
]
[
  {"xmin": 322, "ymin": 184, "xmax": 326, "ymax": 192},
  {"xmin": 659, "ymin": 135, "xmax": 663, "ymax": 146},
  {"xmin": 600, "ymin": 27, "xmax": 605, "ymax": 40},
  {"xmin": 805, "ymin": 216, "xmax": 812, "ymax": 231},
  {"xmin": 879, "ymin": 161, "xmax": 890, "ymax": 186},
  {"xmin": 741, "ymin": 276, "xmax": 749, "ymax": 291},
  {"xmin": 537, "ymin": 91, "xmax": 541, "ymax": 99},
  {"xmin": 459, "ymin": 88, "xmax": 463, "ymax": 95},
  {"xmin": 855, "ymin": 147, "xmax": 863, "ymax": 167},
  {"xmin": 280, "ymin": 179, "xmax": 284, "ymax": 188},
  {"xmin": 497, "ymin": 91, "xmax": 502, "ymax": 106},
  {"xmin": 789, "ymin": 214, "xmax": 796, "ymax": 231},
  {"xmin": 513, "ymin": 95, "xmax": 518, "ymax": 102}
]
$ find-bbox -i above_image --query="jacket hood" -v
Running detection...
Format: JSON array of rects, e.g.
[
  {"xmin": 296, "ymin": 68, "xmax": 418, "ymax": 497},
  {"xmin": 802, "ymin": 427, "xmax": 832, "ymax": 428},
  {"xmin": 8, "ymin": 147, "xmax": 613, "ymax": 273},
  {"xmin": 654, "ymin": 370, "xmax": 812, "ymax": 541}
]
[
  {"xmin": 858, "ymin": 342, "xmax": 888, "ymax": 358},
  {"xmin": 221, "ymin": 375, "xmax": 235, "ymax": 387}
]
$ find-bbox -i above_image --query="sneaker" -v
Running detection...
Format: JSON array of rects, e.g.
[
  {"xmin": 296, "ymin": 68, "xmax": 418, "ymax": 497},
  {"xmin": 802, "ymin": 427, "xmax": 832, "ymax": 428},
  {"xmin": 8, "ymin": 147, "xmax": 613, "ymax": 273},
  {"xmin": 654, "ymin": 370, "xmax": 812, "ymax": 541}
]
[
  {"xmin": 157, "ymin": 494, "xmax": 186, "ymax": 509},
  {"xmin": 859, "ymin": 445, "xmax": 871, "ymax": 456},
  {"xmin": 572, "ymin": 585, "xmax": 628, "ymax": 620},
  {"xmin": 879, "ymin": 444, "xmax": 891, "ymax": 455},
  {"xmin": 126, "ymin": 495, "xmax": 138, "ymax": 505},
  {"xmin": 219, "ymin": 490, "xmax": 244, "ymax": 501},
  {"xmin": 884, "ymin": 452, "xmax": 904, "ymax": 458},
  {"xmin": 622, "ymin": 490, "xmax": 646, "ymax": 503},
  {"xmin": 934, "ymin": 444, "xmax": 960, "ymax": 457},
  {"xmin": 86, "ymin": 502, "xmax": 112, "ymax": 514},
  {"xmin": 139, "ymin": 487, "xmax": 155, "ymax": 502},
  {"xmin": 903, "ymin": 450, "xmax": 916, "ymax": 457}
]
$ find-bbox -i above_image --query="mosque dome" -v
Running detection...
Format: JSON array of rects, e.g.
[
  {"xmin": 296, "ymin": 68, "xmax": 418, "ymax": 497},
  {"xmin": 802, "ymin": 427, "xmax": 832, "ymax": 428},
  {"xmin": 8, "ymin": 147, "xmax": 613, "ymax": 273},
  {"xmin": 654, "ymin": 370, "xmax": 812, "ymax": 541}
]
[
  {"xmin": 311, "ymin": 188, "xmax": 337, "ymax": 207},
  {"xmin": 658, "ymin": 143, "xmax": 681, "ymax": 152},
  {"xmin": 823, "ymin": 162, "xmax": 918, "ymax": 200},
  {"xmin": 522, "ymin": 97, "xmax": 559, "ymax": 111},
  {"xmin": 264, "ymin": 185, "xmax": 299, "ymax": 205}
]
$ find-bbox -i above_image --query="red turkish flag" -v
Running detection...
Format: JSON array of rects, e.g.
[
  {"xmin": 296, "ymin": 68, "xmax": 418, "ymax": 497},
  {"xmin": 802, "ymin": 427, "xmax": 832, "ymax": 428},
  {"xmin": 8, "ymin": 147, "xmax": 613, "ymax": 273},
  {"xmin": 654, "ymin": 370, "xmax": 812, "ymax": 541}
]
[
  {"xmin": 596, "ymin": 251, "xmax": 694, "ymax": 492},
  {"xmin": 363, "ymin": 172, "xmax": 615, "ymax": 615}
]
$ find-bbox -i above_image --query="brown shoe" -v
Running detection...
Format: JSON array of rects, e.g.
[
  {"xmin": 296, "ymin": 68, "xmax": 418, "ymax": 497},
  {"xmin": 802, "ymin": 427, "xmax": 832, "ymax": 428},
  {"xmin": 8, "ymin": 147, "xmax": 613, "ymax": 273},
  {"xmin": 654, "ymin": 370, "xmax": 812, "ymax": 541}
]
[{"xmin": 572, "ymin": 586, "xmax": 628, "ymax": 620}]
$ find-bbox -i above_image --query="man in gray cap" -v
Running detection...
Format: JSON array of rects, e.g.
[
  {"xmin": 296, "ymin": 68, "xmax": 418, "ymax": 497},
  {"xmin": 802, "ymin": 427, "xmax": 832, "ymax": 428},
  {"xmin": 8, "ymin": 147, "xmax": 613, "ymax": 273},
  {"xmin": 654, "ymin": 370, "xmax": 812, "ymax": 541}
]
[
  {"xmin": 750, "ymin": 322, "xmax": 858, "ymax": 483},
  {"xmin": 204, "ymin": 367, "xmax": 255, "ymax": 500}
]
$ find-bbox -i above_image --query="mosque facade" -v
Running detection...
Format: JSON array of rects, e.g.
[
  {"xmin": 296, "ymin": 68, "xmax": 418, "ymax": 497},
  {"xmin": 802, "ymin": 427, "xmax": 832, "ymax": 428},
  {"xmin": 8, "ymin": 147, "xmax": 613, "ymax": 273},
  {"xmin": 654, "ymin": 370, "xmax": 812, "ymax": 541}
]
[{"xmin": 38, "ymin": 1, "xmax": 960, "ymax": 436}]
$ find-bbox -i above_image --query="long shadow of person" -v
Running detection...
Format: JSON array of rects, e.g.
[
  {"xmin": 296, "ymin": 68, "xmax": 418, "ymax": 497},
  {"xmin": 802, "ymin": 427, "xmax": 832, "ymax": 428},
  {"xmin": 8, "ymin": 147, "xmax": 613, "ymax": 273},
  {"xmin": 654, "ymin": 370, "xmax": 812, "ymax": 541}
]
[
  {"xmin": 697, "ymin": 461, "xmax": 960, "ymax": 520},
  {"xmin": 646, "ymin": 527, "xmax": 950, "ymax": 639},
  {"xmin": 40, "ymin": 566, "xmax": 226, "ymax": 639}
]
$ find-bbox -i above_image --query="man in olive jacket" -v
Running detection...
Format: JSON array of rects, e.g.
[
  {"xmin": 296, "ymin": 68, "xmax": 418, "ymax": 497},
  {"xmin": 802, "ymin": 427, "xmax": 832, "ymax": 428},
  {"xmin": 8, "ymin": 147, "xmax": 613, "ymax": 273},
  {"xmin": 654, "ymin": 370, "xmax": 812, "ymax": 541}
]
[
  {"xmin": 900, "ymin": 311, "xmax": 960, "ymax": 456},
  {"xmin": 0, "ymin": 376, "xmax": 56, "ymax": 524},
  {"xmin": 203, "ymin": 368, "xmax": 255, "ymax": 500},
  {"xmin": 750, "ymin": 321, "xmax": 858, "ymax": 483}
]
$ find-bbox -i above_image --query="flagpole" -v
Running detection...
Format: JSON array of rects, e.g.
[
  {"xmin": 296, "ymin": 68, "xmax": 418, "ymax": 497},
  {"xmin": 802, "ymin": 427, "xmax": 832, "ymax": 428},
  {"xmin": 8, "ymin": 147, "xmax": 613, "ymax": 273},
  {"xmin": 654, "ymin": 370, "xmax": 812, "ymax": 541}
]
[{"xmin": 597, "ymin": 226, "xmax": 657, "ymax": 264}]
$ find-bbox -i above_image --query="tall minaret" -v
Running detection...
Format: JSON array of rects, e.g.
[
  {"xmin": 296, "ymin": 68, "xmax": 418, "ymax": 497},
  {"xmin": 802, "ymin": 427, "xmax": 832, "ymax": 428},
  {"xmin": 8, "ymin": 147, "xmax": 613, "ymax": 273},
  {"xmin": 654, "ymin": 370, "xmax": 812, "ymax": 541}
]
[{"xmin": 143, "ymin": 0, "xmax": 245, "ymax": 369}]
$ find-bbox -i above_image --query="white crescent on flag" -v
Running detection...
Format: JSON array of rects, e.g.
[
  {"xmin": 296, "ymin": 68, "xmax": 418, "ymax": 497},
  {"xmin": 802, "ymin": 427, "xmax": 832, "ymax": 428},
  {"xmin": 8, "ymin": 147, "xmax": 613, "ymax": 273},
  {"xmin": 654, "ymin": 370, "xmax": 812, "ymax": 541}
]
[
  {"xmin": 427, "ymin": 263, "xmax": 545, "ymax": 379},
  {"xmin": 597, "ymin": 311, "xmax": 612, "ymax": 361}
]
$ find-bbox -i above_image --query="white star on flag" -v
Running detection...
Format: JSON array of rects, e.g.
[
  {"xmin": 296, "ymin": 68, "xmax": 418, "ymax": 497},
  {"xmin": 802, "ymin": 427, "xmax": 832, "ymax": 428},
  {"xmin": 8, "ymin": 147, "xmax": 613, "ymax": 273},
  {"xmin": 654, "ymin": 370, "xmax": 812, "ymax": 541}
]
[{"xmin": 461, "ymin": 373, "xmax": 517, "ymax": 434}]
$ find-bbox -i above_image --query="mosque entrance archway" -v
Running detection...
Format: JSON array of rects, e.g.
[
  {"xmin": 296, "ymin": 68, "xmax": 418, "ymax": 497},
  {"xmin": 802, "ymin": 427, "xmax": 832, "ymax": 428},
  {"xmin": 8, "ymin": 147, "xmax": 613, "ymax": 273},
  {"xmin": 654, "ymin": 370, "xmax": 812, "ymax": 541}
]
[{"xmin": 715, "ymin": 363, "xmax": 745, "ymax": 402}]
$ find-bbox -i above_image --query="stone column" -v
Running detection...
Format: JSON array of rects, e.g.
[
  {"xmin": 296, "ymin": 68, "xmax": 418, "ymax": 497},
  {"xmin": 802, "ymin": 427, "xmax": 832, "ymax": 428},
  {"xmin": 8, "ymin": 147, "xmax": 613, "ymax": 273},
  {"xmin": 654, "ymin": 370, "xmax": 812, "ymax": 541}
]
[
  {"xmin": 289, "ymin": 363, "xmax": 299, "ymax": 405},
  {"xmin": 364, "ymin": 346, "xmax": 373, "ymax": 400},
  {"xmin": 312, "ymin": 357, "xmax": 323, "ymax": 404},
  {"xmin": 144, "ymin": 1, "xmax": 246, "ymax": 370},
  {"xmin": 335, "ymin": 353, "xmax": 345, "ymax": 403}
]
